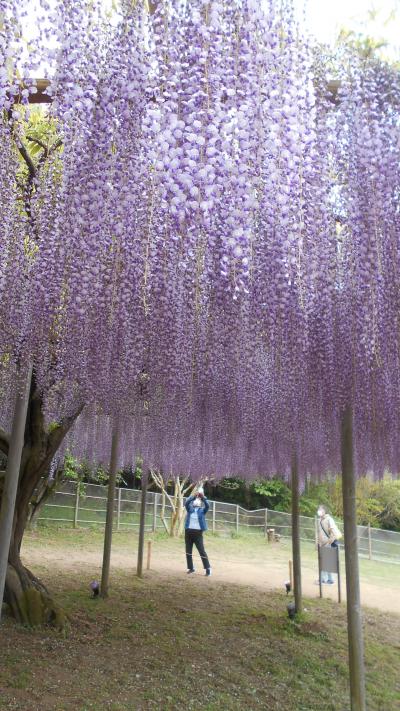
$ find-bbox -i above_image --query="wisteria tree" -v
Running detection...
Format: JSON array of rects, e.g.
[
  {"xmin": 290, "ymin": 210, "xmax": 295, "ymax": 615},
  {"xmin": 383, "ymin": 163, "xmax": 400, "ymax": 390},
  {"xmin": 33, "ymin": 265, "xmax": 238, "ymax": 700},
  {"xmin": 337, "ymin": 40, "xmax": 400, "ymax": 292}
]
[{"xmin": 0, "ymin": 2, "xmax": 399, "ymax": 709}]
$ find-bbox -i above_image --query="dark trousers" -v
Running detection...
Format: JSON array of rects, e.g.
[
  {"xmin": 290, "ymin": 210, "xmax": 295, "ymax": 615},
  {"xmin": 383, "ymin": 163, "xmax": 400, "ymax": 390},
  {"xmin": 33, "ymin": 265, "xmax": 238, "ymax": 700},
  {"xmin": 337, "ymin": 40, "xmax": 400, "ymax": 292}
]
[{"xmin": 185, "ymin": 529, "xmax": 210, "ymax": 570}]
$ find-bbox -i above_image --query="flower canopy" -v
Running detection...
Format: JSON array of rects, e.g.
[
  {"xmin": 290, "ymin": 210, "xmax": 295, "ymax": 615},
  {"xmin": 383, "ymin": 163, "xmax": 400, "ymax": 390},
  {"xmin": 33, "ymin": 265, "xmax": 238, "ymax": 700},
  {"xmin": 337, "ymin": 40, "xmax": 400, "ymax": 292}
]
[{"xmin": 1, "ymin": 0, "xmax": 400, "ymax": 481}]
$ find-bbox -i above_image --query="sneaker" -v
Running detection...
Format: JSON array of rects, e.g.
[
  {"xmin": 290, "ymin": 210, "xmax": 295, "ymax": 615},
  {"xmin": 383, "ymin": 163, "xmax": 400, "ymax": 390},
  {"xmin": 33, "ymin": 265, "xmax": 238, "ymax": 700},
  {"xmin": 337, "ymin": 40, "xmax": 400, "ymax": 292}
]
[
  {"xmin": 187, "ymin": 569, "xmax": 195, "ymax": 574},
  {"xmin": 205, "ymin": 568, "xmax": 212, "ymax": 577}
]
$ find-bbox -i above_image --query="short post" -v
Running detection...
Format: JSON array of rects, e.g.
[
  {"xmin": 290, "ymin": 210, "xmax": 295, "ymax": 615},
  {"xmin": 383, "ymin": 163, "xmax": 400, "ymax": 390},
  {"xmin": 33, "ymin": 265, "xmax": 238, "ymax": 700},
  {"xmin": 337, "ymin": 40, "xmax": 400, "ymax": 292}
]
[
  {"xmin": 236, "ymin": 505, "xmax": 239, "ymax": 534},
  {"xmin": 153, "ymin": 493, "xmax": 158, "ymax": 533},
  {"xmin": 212, "ymin": 500, "xmax": 216, "ymax": 533},
  {"xmin": 368, "ymin": 523, "xmax": 372, "ymax": 560},
  {"xmin": 267, "ymin": 527, "xmax": 275, "ymax": 543},
  {"xmin": 137, "ymin": 473, "xmax": 148, "ymax": 578},
  {"xmin": 147, "ymin": 540, "xmax": 152, "ymax": 570},
  {"xmin": 289, "ymin": 560, "xmax": 293, "ymax": 591},
  {"xmin": 264, "ymin": 509, "xmax": 268, "ymax": 538},
  {"xmin": 73, "ymin": 481, "xmax": 80, "ymax": 529},
  {"xmin": 117, "ymin": 487, "xmax": 122, "ymax": 531}
]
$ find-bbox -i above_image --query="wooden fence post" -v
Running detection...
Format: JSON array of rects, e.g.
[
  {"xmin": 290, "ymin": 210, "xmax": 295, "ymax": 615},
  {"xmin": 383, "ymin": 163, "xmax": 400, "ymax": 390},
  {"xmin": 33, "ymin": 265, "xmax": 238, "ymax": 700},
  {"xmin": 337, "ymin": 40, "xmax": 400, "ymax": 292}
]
[
  {"xmin": 117, "ymin": 487, "xmax": 122, "ymax": 531},
  {"xmin": 236, "ymin": 505, "xmax": 239, "ymax": 534},
  {"xmin": 153, "ymin": 493, "xmax": 158, "ymax": 533},
  {"xmin": 147, "ymin": 540, "xmax": 152, "ymax": 570},
  {"xmin": 368, "ymin": 523, "xmax": 372, "ymax": 560},
  {"xmin": 73, "ymin": 481, "xmax": 80, "ymax": 529},
  {"xmin": 212, "ymin": 500, "xmax": 216, "ymax": 533}
]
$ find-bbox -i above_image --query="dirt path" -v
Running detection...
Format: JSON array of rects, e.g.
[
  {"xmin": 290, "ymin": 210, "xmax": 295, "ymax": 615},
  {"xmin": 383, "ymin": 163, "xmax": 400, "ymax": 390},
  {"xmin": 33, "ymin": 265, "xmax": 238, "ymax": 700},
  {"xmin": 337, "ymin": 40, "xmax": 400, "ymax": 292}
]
[{"xmin": 23, "ymin": 541, "xmax": 400, "ymax": 616}]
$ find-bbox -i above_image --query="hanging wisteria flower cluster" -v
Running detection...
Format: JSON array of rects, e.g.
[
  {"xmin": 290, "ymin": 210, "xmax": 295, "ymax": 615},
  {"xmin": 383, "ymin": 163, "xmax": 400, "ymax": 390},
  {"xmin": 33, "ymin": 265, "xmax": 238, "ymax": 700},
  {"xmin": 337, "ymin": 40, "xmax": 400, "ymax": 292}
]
[{"xmin": 1, "ymin": 0, "xmax": 400, "ymax": 483}]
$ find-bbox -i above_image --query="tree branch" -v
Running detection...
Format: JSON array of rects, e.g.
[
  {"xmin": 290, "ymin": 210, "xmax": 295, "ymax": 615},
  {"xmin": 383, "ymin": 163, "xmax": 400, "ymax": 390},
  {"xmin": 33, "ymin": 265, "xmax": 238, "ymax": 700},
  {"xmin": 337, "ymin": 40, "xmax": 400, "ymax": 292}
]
[
  {"xmin": 16, "ymin": 141, "xmax": 36, "ymax": 178},
  {"xmin": 26, "ymin": 135, "xmax": 48, "ymax": 154},
  {"xmin": 46, "ymin": 404, "xmax": 84, "ymax": 456}
]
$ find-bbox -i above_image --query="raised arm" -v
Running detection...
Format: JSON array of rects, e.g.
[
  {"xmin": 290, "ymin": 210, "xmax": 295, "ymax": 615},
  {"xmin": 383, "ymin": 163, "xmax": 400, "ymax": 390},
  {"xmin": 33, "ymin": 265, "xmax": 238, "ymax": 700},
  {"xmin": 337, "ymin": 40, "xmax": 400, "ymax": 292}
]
[{"xmin": 185, "ymin": 495, "xmax": 195, "ymax": 512}]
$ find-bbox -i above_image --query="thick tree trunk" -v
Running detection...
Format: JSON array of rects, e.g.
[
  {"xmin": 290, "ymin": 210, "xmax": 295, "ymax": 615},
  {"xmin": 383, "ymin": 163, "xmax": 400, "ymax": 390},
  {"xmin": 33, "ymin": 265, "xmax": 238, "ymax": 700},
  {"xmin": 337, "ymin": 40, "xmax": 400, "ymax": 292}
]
[{"xmin": 0, "ymin": 374, "xmax": 83, "ymax": 627}]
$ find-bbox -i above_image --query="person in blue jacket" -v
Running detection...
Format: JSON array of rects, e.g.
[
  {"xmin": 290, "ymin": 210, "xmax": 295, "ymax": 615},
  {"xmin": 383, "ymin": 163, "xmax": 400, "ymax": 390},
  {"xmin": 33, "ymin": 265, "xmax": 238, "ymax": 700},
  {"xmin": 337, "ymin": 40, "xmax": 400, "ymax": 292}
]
[{"xmin": 184, "ymin": 488, "xmax": 211, "ymax": 576}]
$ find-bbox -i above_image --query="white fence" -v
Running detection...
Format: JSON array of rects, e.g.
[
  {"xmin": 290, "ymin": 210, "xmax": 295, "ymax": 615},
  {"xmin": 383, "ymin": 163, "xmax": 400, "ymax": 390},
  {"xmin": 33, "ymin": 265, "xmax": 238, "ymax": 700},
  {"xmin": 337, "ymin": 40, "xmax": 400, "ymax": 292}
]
[{"xmin": 37, "ymin": 480, "xmax": 400, "ymax": 565}]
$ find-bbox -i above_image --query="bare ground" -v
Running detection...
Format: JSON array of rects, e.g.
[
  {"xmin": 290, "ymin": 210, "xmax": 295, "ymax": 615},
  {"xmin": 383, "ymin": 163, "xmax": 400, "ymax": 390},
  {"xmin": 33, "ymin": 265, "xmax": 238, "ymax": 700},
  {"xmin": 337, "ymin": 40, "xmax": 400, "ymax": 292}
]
[{"xmin": 23, "ymin": 530, "xmax": 400, "ymax": 615}]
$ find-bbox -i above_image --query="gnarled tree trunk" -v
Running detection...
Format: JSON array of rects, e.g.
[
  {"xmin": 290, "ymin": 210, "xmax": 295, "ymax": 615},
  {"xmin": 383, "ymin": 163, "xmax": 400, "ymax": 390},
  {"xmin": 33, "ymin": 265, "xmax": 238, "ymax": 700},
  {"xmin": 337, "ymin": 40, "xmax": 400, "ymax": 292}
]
[{"xmin": 0, "ymin": 375, "xmax": 83, "ymax": 627}]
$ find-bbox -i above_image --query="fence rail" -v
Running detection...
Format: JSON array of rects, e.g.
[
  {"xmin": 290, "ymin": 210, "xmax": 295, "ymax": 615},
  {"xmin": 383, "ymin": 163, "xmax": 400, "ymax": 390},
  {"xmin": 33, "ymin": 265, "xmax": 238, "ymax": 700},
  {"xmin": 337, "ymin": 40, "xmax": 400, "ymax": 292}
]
[{"xmin": 36, "ymin": 481, "xmax": 400, "ymax": 564}]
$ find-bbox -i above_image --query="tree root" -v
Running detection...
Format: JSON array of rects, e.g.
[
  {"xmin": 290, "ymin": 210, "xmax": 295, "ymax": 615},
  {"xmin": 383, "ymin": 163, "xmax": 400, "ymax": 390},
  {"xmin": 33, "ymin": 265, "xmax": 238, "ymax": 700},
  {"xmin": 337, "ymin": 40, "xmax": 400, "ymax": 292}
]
[{"xmin": 4, "ymin": 561, "xmax": 68, "ymax": 630}]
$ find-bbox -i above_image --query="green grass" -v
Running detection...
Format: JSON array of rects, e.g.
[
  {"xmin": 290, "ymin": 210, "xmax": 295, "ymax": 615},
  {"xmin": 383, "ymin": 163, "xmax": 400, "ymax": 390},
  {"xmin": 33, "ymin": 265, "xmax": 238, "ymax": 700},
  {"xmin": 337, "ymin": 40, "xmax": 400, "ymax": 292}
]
[{"xmin": 1, "ymin": 528, "xmax": 399, "ymax": 710}]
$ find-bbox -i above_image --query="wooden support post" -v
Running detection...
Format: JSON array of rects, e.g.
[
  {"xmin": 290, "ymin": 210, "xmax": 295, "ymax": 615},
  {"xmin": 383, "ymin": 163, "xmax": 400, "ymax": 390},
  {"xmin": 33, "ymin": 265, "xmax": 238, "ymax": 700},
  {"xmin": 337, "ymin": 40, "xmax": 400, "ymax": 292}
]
[
  {"xmin": 315, "ymin": 515, "xmax": 319, "ymax": 550},
  {"xmin": 318, "ymin": 544, "xmax": 323, "ymax": 598},
  {"xmin": 117, "ymin": 487, "xmax": 122, "ymax": 531},
  {"xmin": 100, "ymin": 424, "xmax": 120, "ymax": 598},
  {"xmin": 368, "ymin": 523, "xmax": 372, "ymax": 561},
  {"xmin": 264, "ymin": 508, "xmax": 268, "ymax": 538},
  {"xmin": 153, "ymin": 493, "xmax": 157, "ymax": 533},
  {"xmin": 289, "ymin": 560, "xmax": 293, "ymax": 591},
  {"xmin": 73, "ymin": 481, "xmax": 80, "ymax": 529},
  {"xmin": 236, "ymin": 505, "xmax": 239, "ymax": 534},
  {"xmin": 0, "ymin": 363, "xmax": 33, "ymax": 623},
  {"xmin": 147, "ymin": 540, "xmax": 152, "ymax": 570},
  {"xmin": 137, "ymin": 473, "xmax": 148, "ymax": 578},
  {"xmin": 341, "ymin": 405, "xmax": 366, "ymax": 711},
  {"xmin": 212, "ymin": 500, "xmax": 216, "ymax": 533},
  {"xmin": 291, "ymin": 451, "xmax": 302, "ymax": 614}
]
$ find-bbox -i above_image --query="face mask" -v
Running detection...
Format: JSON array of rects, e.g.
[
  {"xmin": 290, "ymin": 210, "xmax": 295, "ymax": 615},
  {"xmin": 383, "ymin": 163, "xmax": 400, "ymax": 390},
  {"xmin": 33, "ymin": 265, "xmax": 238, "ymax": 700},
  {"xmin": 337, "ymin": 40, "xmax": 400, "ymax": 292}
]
[
  {"xmin": 317, "ymin": 508, "xmax": 324, "ymax": 517},
  {"xmin": 193, "ymin": 498, "xmax": 202, "ymax": 508}
]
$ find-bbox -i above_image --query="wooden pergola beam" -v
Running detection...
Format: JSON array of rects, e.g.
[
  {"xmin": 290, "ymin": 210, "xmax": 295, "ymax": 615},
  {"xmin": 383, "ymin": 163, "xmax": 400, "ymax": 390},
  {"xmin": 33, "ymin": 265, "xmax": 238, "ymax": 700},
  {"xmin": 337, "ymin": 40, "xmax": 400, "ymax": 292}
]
[{"xmin": 11, "ymin": 78, "xmax": 341, "ymax": 106}]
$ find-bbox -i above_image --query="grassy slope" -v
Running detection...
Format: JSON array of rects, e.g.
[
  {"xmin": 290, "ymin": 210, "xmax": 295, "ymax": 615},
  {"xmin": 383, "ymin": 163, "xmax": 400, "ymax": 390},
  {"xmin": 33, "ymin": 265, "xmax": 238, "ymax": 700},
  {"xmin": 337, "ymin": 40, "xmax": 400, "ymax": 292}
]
[{"xmin": 0, "ymin": 529, "xmax": 399, "ymax": 711}]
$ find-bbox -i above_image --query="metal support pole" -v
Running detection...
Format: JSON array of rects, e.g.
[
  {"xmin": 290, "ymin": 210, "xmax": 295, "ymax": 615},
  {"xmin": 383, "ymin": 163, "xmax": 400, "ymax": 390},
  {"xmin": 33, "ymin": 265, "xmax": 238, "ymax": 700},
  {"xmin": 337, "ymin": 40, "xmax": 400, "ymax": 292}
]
[
  {"xmin": 100, "ymin": 424, "xmax": 120, "ymax": 598},
  {"xmin": 264, "ymin": 509, "xmax": 268, "ymax": 538},
  {"xmin": 0, "ymin": 363, "xmax": 33, "ymax": 623},
  {"xmin": 137, "ymin": 473, "xmax": 148, "ymax": 578},
  {"xmin": 315, "ymin": 515, "xmax": 319, "ymax": 551},
  {"xmin": 337, "ymin": 546, "xmax": 342, "ymax": 604},
  {"xmin": 289, "ymin": 560, "xmax": 293, "ymax": 591},
  {"xmin": 341, "ymin": 405, "xmax": 366, "ymax": 711},
  {"xmin": 236, "ymin": 505, "xmax": 239, "ymax": 534},
  {"xmin": 291, "ymin": 451, "xmax": 302, "ymax": 614},
  {"xmin": 117, "ymin": 487, "xmax": 122, "ymax": 532}
]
